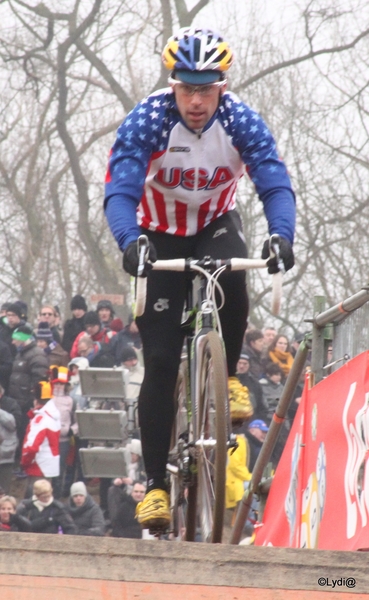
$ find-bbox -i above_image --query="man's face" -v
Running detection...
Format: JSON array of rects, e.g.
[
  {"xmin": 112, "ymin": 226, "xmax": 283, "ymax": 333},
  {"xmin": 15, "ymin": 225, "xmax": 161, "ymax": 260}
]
[
  {"xmin": 86, "ymin": 323, "xmax": 100, "ymax": 337},
  {"xmin": 0, "ymin": 501, "xmax": 14, "ymax": 523},
  {"xmin": 73, "ymin": 494, "xmax": 86, "ymax": 507},
  {"xmin": 72, "ymin": 308, "xmax": 85, "ymax": 319},
  {"xmin": 123, "ymin": 358, "xmax": 138, "ymax": 371},
  {"xmin": 269, "ymin": 373, "xmax": 282, "ymax": 384},
  {"xmin": 6, "ymin": 311, "xmax": 20, "ymax": 328},
  {"xmin": 172, "ymin": 82, "xmax": 226, "ymax": 130},
  {"xmin": 98, "ymin": 308, "xmax": 111, "ymax": 322},
  {"xmin": 263, "ymin": 328, "xmax": 276, "ymax": 347},
  {"xmin": 249, "ymin": 427, "xmax": 267, "ymax": 442},
  {"xmin": 36, "ymin": 340, "xmax": 48, "ymax": 349},
  {"xmin": 39, "ymin": 307, "xmax": 56, "ymax": 327},
  {"xmin": 131, "ymin": 484, "xmax": 146, "ymax": 503},
  {"xmin": 236, "ymin": 358, "xmax": 249, "ymax": 374},
  {"xmin": 251, "ymin": 338, "xmax": 264, "ymax": 353},
  {"xmin": 78, "ymin": 341, "xmax": 92, "ymax": 357}
]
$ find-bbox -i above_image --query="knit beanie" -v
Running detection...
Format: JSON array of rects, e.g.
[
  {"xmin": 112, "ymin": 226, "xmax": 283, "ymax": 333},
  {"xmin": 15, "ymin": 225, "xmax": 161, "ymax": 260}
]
[
  {"xmin": 70, "ymin": 481, "xmax": 87, "ymax": 497},
  {"xmin": 70, "ymin": 295, "xmax": 88, "ymax": 312},
  {"xmin": 6, "ymin": 303, "xmax": 23, "ymax": 319},
  {"xmin": 36, "ymin": 321, "xmax": 53, "ymax": 342},
  {"xmin": 14, "ymin": 300, "xmax": 28, "ymax": 320},
  {"xmin": 84, "ymin": 311, "xmax": 101, "ymax": 326},
  {"xmin": 97, "ymin": 299, "xmax": 114, "ymax": 314}
]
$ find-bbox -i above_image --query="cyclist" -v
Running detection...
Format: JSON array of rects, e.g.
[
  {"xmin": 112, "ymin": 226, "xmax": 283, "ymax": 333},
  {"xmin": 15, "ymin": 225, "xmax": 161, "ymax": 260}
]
[{"xmin": 104, "ymin": 27, "xmax": 295, "ymax": 531}]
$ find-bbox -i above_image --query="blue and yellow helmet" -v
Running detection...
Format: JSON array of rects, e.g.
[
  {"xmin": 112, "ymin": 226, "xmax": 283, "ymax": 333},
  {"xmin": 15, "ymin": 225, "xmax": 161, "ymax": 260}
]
[{"xmin": 162, "ymin": 27, "xmax": 234, "ymax": 81}]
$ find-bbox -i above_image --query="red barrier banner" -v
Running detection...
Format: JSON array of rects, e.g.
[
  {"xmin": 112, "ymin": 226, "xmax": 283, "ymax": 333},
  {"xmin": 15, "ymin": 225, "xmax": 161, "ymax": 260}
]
[{"xmin": 255, "ymin": 351, "xmax": 369, "ymax": 550}]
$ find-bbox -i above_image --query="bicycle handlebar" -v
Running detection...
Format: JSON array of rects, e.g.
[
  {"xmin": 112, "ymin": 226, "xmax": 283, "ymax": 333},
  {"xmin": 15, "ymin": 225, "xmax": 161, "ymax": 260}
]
[{"xmin": 134, "ymin": 235, "xmax": 283, "ymax": 317}]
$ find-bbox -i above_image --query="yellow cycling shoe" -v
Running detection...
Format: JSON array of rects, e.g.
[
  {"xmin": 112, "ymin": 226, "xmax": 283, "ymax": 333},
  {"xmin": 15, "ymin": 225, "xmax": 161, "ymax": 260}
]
[
  {"xmin": 228, "ymin": 376, "xmax": 254, "ymax": 421},
  {"xmin": 135, "ymin": 488, "xmax": 170, "ymax": 530}
]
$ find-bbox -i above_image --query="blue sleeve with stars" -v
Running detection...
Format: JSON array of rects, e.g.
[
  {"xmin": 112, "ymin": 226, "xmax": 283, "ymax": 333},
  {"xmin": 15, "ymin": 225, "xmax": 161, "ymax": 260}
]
[
  {"xmin": 223, "ymin": 94, "xmax": 296, "ymax": 244},
  {"xmin": 104, "ymin": 92, "xmax": 169, "ymax": 250}
]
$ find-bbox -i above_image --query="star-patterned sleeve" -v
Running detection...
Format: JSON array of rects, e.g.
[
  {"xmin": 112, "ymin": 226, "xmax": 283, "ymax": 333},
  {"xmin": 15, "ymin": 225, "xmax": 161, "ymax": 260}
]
[
  {"xmin": 104, "ymin": 93, "xmax": 167, "ymax": 250},
  {"xmin": 223, "ymin": 94, "xmax": 296, "ymax": 244}
]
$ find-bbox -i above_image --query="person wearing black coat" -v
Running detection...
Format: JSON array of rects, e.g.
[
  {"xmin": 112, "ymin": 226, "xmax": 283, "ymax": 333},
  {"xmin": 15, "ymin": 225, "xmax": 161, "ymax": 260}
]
[
  {"xmin": 62, "ymin": 295, "xmax": 88, "ymax": 355},
  {"xmin": 108, "ymin": 481, "xmax": 145, "ymax": 538},
  {"xmin": 17, "ymin": 479, "xmax": 76, "ymax": 535},
  {"xmin": 67, "ymin": 481, "xmax": 105, "ymax": 536},
  {"xmin": 0, "ymin": 339, "xmax": 13, "ymax": 393}
]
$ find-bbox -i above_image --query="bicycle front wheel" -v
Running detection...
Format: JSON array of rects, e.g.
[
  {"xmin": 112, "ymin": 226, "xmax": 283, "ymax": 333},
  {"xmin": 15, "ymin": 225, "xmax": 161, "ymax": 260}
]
[{"xmin": 196, "ymin": 330, "xmax": 228, "ymax": 543}]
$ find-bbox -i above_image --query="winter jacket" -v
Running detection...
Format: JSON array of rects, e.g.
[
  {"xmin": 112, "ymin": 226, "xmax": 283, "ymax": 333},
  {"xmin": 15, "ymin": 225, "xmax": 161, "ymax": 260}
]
[
  {"xmin": 109, "ymin": 328, "xmax": 142, "ymax": 365},
  {"xmin": 43, "ymin": 342, "xmax": 69, "ymax": 368},
  {"xmin": 67, "ymin": 494, "xmax": 105, "ymax": 536},
  {"xmin": 21, "ymin": 399, "xmax": 61, "ymax": 477},
  {"xmin": 0, "ymin": 317, "xmax": 25, "ymax": 358},
  {"xmin": 236, "ymin": 372, "xmax": 269, "ymax": 422},
  {"xmin": 226, "ymin": 434, "xmax": 251, "ymax": 509},
  {"xmin": 0, "ymin": 404, "xmax": 18, "ymax": 464},
  {"xmin": 0, "ymin": 339, "xmax": 13, "ymax": 392},
  {"xmin": 17, "ymin": 497, "xmax": 76, "ymax": 534},
  {"xmin": 8, "ymin": 341, "xmax": 48, "ymax": 412},
  {"xmin": 62, "ymin": 315, "xmax": 86, "ymax": 355},
  {"xmin": 242, "ymin": 344, "xmax": 265, "ymax": 380},
  {"xmin": 260, "ymin": 377, "xmax": 285, "ymax": 422},
  {"xmin": 109, "ymin": 485, "xmax": 142, "ymax": 538}
]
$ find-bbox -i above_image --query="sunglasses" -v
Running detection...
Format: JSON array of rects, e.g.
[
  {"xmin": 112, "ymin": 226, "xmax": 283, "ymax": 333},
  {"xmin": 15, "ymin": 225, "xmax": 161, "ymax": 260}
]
[{"xmin": 168, "ymin": 77, "xmax": 226, "ymax": 97}]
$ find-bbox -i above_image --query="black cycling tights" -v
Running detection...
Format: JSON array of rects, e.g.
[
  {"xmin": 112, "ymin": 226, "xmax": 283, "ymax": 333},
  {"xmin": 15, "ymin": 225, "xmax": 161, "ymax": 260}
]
[{"xmin": 136, "ymin": 211, "xmax": 249, "ymax": 486}]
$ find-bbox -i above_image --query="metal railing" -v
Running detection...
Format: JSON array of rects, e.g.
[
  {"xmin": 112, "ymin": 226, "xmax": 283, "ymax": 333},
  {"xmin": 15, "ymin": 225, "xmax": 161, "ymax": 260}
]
[{"xmin": 311, "ymin": 285, "xmax": 369, "ymax": 384}]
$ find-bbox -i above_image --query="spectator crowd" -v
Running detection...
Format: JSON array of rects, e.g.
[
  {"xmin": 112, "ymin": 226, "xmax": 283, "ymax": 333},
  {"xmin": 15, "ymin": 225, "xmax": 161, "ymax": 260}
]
[{"xmin": 0, "ymin": 294, "xmax": 310, "ymax": 541}]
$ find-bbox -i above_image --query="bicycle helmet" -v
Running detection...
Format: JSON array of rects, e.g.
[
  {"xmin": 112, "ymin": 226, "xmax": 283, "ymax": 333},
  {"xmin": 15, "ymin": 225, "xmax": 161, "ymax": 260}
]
[{"xmin": 162, "ymin": 27, "xmax": 234, "ymax": 84}]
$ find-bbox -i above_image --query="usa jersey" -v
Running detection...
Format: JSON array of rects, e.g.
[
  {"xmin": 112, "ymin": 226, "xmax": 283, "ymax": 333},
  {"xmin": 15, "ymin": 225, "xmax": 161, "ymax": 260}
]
[{"xmin": 105, "ymin": 88, "xmax": 295, "ymax": 250}]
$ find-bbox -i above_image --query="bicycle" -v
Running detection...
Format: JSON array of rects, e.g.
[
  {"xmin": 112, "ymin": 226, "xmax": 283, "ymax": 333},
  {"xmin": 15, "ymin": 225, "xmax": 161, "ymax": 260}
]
[{"xmin": 135, "ymin": 234, "xmax": 282, "ymax": 543}]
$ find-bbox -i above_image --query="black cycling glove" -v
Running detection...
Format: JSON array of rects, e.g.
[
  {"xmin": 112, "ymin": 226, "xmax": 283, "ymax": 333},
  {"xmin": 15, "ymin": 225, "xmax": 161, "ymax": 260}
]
[
  {"xmin": 123, "ymin": 240, "xmax": 157, "ymax": 277},
  {"xmin": 261, "ymin": 236, "xmax": 294, "ymax": 274}
]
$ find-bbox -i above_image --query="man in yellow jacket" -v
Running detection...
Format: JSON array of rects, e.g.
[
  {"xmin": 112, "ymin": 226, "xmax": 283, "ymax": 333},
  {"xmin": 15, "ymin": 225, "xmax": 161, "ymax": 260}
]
[{"xmin": 226, "ymin": 433, "xmax": 252, "ymax": 510}]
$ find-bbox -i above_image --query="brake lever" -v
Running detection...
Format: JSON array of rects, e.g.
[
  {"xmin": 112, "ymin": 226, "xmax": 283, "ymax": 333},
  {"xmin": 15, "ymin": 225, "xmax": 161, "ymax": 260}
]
[
  {"xmin": 137, "ymin": 234, "xmax": 149, "ymax": 277},
  {"xmin": 269, "ymin": 234, "xmax": 285, "ymax": 275}
]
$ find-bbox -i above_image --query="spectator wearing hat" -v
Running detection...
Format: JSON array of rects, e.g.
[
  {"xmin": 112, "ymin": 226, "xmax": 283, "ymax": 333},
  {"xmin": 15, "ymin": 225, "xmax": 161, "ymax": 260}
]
[
  {"xmin": 236, "ymin": 354, "xmax": 269, "ymax": 422},
  {"xmin": 0, "ymin": 302, "xmax": 12, "ymax": 317},
  {"xmin": 17, "ymin": 478, "xmax": 76, "ymax": 534},
  {"xmin": 20, "ymin": 381, "xmax": 61, "ymax": 497},
  {"xmin": 96, "ymin": 299, "xmax": 123, "ymax": 331},
  {"xmin": 49, "ymin": 366, "xmax": 77, "ymax": 498},
  {"xmin": 109, "ymin": 480, "xmax": 146, "ymax": 539},
  {"xmin": 62, "ymin": 295, "xmax": 88, "ymax": 356},
  {"xmin": 38, "ymin": 305, "xmax": 62, "ymax": 344},
  {"xmin": 9, "ymin": 325, "xmax": 48, "ymax": 452},
  {"xmin": 67, "ymin": 481, "xmax": 105, "ymax": 536},
  {"xmin": 36, "ymin": 322, "xmax": 69, "ymax": 367},
  {"xmin": 245, "ymin": 419, "xmax": 269, "ymax": 472},
  {"xmin": 0, "ymin": 303, "xmax": 25, "ymax": 358},
  {"xmin": 70, "ymin": 311, "xmax": 116, "ymax": 359},
  {"xmin": 121, "ymin": 347, "xmax": 145, "ymax": 402}
]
